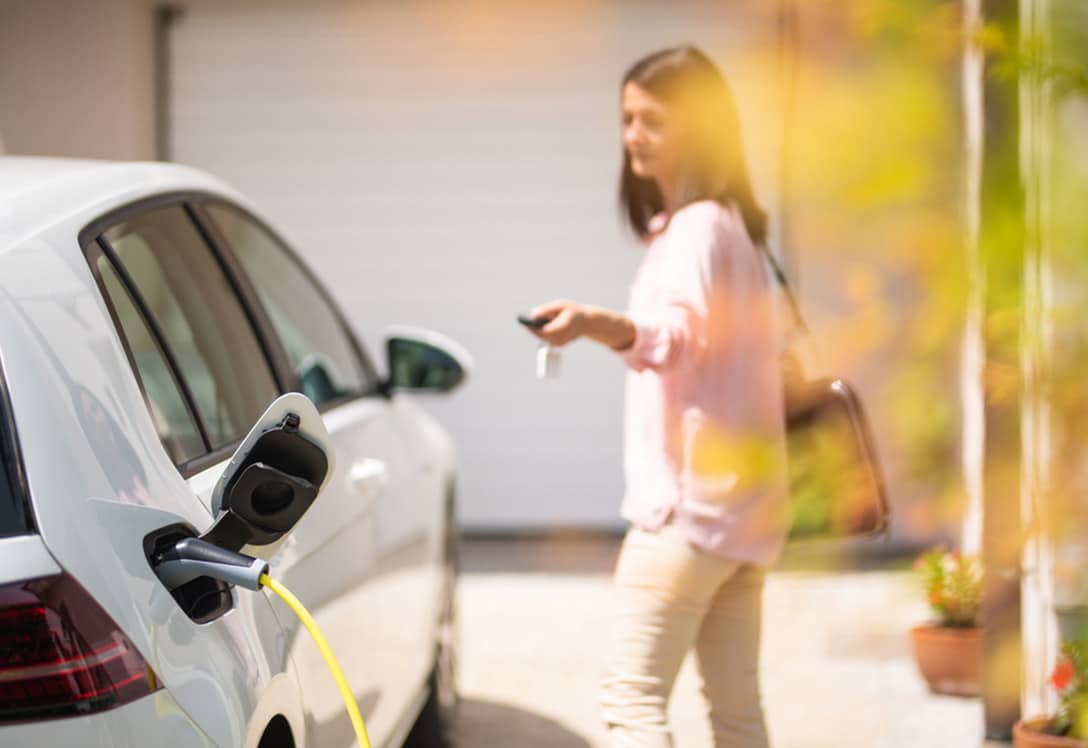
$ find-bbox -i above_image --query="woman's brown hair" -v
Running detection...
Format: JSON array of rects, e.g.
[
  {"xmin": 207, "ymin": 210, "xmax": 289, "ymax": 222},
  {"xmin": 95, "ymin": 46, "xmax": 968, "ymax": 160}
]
[{"xmin": 620, "ymin": 45, "xmax": 768, "ymax": 245}]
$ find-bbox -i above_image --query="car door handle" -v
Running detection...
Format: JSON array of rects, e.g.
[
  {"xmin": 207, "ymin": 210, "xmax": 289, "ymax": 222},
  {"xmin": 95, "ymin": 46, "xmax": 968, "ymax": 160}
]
[{"xmin": 349, "ymin": 458, "xmax": 388, "ymax": 503}]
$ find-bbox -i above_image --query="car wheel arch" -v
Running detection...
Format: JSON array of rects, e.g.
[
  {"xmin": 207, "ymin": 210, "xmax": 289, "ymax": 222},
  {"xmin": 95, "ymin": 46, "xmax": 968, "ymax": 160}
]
[
  {"xmin": 256, "ymin": 715, "xmax": 295, "ymax": 748},
  {"xmin": 244, "ymin": 673, "xmax": 307, "ymax": 748}
]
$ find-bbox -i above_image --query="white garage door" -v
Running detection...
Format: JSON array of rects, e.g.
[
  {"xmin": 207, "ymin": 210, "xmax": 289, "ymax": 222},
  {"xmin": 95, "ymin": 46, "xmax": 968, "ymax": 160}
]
[{"xmin": 167, "ymin": 0, "xmax": 783, "ymax": 530}]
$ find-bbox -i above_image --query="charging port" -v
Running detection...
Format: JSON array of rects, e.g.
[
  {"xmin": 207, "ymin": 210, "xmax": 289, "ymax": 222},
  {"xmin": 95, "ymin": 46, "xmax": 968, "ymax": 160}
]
[{"xmin": 143, "ymin": 524, "xmax": 233, "ymax": 624}]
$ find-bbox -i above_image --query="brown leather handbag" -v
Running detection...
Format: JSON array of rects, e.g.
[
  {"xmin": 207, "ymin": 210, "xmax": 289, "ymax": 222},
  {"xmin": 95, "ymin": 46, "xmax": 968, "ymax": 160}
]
[{"xmin": 760, "ymin": 248, "xmax": 891, "ymax": 541}]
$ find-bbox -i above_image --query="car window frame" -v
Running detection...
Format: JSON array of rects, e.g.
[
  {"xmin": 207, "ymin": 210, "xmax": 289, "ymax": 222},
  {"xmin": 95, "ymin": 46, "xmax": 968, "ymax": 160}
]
[
  {"xmin": 80, "ymin": 191, "xmax": 386, "ymax": 479},
  {"xmin": 81, "ymin": 192, "xmax": 292, "ymax": 478},
  {"xmin": 85, "ymin": 238, "xmax": 211, "ymax": 463},
  {"xmin": 189, "ymin": 197, "xmax": 384, "ymax": 411}
]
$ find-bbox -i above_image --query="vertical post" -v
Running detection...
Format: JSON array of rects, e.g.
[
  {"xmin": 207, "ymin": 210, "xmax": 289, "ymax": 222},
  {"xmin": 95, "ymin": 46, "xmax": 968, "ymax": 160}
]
[
  {"xmin": 154, "ymin": 4, "xmax": 184, "ymax": 162},
  {"xmin": 961, "ymin": 0, "xmax": 986, "ymax": 560},
  {"xmin": 775, "ymin": 0, "xmax": 800, "ymax": 280},
  {"xmin": 975, "ymin": 0, "xmax": 1026, "ymax": 738},
  {"xmin": 1018, "ymin": 0, "xmax": 1057, "ymax": 721}
]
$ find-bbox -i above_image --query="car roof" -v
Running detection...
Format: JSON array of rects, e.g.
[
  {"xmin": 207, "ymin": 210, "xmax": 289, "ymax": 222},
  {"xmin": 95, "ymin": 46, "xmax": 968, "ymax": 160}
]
[{"xmin": 0, "ymin": 156, "xmax": 245, "ymax": 254}]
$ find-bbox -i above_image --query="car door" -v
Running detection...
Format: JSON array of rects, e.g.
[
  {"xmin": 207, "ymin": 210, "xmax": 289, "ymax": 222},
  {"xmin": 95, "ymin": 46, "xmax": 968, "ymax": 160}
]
[
  {"xmin": 197, "ymin": 201, "xmax": 431, "ymax": 747},
  {"xmin": 84, "ymin": 201, "xmax": 305, "ymax": 747}
]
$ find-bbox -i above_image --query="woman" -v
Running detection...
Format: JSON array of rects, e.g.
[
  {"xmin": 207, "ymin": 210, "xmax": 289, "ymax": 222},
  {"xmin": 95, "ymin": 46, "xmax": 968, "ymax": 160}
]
[{"xmin": 525, "ymin": 46, "xmax": 788, "ymax": 747}]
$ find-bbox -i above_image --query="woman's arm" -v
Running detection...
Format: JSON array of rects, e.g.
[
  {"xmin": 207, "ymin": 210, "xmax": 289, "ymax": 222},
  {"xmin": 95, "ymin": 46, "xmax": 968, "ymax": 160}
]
[
  {"xmin": 527, "ymin": 300, "xmax": 637, "ymax": 351},
  {"xmin": 526, "ymin": 204, "xmax": 723, "ymax": 370},
  {"xmin": 525, "ymin": 297, "xmax": 706, "ymax": 374}
]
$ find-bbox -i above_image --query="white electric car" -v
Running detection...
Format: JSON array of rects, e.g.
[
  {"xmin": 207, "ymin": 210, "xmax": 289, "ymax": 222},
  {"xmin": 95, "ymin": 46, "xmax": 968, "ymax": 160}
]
[{"xmin": 0, "ymin": 157, "xmax": 466, "ymax": 747}]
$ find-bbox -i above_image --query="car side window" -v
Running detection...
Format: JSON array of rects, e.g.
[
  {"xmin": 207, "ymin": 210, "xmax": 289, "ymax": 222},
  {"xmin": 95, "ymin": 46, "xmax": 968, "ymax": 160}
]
[
  {"xmin": 102, "ymin": 205, "xmax": 278, "ymax": 452},
  {"xmin": 205, "ymin": 204, "xmax": 375, "ymax": 408},
  {"xmin": 95, "ymin": 253, "xmax": 206, "ymax": 464}
]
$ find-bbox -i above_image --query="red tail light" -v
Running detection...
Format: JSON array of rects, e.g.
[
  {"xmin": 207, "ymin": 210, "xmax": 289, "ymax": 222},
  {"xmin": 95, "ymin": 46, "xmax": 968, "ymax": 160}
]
[{"xmin": 0, "ymin": 573, "xmax": 160, "ymax": 723}]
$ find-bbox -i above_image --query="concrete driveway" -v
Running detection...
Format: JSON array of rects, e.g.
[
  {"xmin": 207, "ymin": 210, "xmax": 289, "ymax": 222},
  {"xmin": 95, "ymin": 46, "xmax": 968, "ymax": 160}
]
[{"xmin": 454, "ymin": 535, "xmax": 987, "ymax": 747}]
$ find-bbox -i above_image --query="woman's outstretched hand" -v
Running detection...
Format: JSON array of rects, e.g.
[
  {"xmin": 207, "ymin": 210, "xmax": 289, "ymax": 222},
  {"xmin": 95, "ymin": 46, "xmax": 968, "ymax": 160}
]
[
  {"xmin": 527, "ymin": 300, "xmax": 637, "ymax": 351},
  {"xmin": 527, "ymin": 299, "xmax": 587, "ymax": 346}
]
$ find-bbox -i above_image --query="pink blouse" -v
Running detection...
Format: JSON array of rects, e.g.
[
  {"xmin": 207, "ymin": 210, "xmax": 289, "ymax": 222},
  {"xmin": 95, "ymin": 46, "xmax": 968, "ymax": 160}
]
[{"xmin": 619, "ymin": 200, "xmax": 789, "ymax": 566}]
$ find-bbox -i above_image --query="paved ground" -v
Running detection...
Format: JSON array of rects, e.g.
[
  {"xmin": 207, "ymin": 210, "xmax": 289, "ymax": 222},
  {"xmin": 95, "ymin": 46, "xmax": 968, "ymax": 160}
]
[{"xmin": 454, "ymin": 535, "xmax": 992, "ymax": 748}]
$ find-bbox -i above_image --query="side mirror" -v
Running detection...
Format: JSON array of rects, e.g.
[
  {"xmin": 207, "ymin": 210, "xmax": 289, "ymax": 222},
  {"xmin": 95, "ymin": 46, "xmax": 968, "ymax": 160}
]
[
  {"xmin": 201, "ymin": 393, "xmax": 335, "ymax": 552},
  {"xmin": 383, "ymin": 325, "xmax": 473, "ymax": 394}
]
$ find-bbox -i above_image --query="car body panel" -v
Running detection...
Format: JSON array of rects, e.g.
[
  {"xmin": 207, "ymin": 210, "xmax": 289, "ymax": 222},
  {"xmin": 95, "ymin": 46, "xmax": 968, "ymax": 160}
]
[
  {"xmin": 0, "ymin": 533, "xmax": 62, "ymax": 584},
  {"xmin": 9, "ymin": 690, "xmax": 216, "ymax": 748}
]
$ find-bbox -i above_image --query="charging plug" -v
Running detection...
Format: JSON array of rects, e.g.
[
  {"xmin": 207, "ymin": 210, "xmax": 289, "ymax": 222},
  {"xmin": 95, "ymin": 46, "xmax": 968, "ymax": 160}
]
[{"xmin": 153, "ymin": 537, "xmax": 269, "ymax": 592}]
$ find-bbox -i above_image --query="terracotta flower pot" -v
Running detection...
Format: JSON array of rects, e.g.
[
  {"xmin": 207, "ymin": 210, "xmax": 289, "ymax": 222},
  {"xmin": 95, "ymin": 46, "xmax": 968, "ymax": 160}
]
[
  {"xmin": 909, "ymin": 623, "xmax": 981, "ymax": 697},
  {"xmin": 1014, "ymin": 717, "xmax": 1088, "ymax": 747}
]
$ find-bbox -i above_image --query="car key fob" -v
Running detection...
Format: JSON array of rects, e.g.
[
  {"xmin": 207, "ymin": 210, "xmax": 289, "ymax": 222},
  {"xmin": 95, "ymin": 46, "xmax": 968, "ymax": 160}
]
[
  {"xmin": 536, "ymin": 344, "xmax": 560, "ymax": 378},
  {"xmin": 517, "ymin": 313, "xmax": 549, "ymax": 329}
]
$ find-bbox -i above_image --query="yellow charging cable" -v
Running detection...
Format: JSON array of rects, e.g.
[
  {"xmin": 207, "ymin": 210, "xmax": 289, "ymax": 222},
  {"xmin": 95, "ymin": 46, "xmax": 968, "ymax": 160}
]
[{"xmin": 260, "ymin": 574, "xmax": 372, "ymax": 748}]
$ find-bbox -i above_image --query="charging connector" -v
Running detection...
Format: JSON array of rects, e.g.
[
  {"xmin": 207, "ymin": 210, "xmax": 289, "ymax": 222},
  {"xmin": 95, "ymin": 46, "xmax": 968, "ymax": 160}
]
[{"xmin": 153, "ymin": 537, "xmax": 268, "ymax": 592}]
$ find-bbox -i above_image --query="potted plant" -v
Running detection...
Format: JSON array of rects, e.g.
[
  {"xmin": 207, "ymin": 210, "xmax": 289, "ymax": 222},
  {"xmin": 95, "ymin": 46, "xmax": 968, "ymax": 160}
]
[
  {"xmin": 909, "ymin": 548, "xmax": 983, "ymax": 696},
  {"xmin": 1015, "ymin": 632, "xmax": 1088, "ymax": 747}
]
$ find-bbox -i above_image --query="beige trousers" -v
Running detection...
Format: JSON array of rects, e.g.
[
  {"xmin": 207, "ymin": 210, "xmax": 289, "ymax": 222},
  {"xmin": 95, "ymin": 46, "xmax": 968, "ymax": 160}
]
[{"xmin": 600, "ymin": 524, "xmax": 770, "ymax": 748}]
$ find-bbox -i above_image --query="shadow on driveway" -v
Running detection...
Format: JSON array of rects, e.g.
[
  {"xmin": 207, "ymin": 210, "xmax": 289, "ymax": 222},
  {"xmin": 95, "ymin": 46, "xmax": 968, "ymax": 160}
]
[
  {"xmin": 461, "ymin": 532, "xmax": 621, "ymax": 575},
  {"xmin": 458, "ymin": 697, "xmax": 592, "ymax": 747},
  {"xmin": 461, "ymin": 531, "xmax": 927, "ymax": 575}
]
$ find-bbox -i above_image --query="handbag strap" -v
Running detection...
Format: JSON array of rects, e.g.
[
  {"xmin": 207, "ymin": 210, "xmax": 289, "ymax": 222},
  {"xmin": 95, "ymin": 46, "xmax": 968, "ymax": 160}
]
[{"xmin": 756, "ymin": 243, "xmax": 810, "ymax": 335}]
